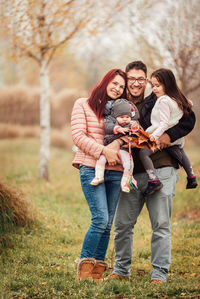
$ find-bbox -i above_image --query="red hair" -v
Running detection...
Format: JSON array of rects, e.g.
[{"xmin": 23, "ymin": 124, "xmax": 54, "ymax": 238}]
[{"xmin": 88, "ymin": 69, "xmax": 127, "ymax": 119}]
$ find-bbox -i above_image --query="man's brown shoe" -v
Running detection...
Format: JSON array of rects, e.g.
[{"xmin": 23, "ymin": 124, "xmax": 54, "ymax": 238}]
[
  {"xmin": 105, "ymin": 273, "xmax": 129, "ymax": 280},
  {"xmin": 151, "ymin": 279, "xmax": 165, "ymax": 284}
]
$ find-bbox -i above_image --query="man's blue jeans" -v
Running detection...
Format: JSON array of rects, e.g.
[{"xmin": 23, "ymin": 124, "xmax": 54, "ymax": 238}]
[{"xmin": 80, "ymin": 165, "xmax": 122, "ymax": 260}]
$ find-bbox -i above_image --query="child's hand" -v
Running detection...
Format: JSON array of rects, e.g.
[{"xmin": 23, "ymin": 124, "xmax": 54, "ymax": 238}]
[
  {"xmin": 149, "ymin": 135, "xmax": 160, "ymax": 146},
  {"xmin": 116, "ymin": 127, "xmax": 130, "ymax": 134},
  {"xmin": 149, "ymin": 135, "xmax": 156, "ymax": 142},
  {"xmin": 130, "ymin": 120, "xmax": 138, "ymax": 125},
  {"xmin": 130, "ymin": 121, "xmax": 140, "ymax": 133}
]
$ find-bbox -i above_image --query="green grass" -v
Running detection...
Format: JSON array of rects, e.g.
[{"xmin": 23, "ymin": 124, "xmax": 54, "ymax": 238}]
[{"xmin": 0, "ymin": 138, "xmax": 200, "ymax": 298}]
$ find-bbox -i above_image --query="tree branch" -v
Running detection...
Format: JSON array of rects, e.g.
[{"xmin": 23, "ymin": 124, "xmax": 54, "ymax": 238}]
[
  {"xmin": 186, "ymin": 83, "xmax": 200, "ymax": 95},
  {"xmin": 16, "ymin": 45, "xmax": 41, "ymax": 64}
]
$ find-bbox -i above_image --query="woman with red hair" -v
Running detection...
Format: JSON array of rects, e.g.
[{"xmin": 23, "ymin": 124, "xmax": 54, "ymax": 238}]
[{"xmin": 71, "ymin": 69, "xmax": 126, "ymax": 281}]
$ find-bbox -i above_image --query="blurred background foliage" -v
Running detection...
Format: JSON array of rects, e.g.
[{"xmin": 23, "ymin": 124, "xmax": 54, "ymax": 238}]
[{"xmin": 0, "ymin": 0, "xmax": 199, "ymax": 145}]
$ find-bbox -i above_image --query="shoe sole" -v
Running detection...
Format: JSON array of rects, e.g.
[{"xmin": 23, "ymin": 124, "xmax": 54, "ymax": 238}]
[
  {"xmin": 121, "ymin": 188, "xmax": 130, "ymax": 193},
  {"xmin": 90, "ymin": 179, "xmax": 104, "ymax": 186},
  {"xmin": 186, "ymin": 184, "xmax": 198, "ymax": 189},
  {"xmin": 144, "ymin": 183, "xmax": 163, "ymax": 196}
]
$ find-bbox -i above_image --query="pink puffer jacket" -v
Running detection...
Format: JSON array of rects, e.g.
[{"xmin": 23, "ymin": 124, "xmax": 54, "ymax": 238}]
[{"xmin": 71, "ymin": 98, "xmax": 123, "ymax": 171}]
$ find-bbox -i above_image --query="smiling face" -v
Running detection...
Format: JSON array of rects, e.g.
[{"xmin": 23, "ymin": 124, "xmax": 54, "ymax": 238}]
[
  {"xmin": 127, "ymin": 68, "xmax": 148, "ymax": 100},
  {"xmin": 151, "ymin": 76, "xmax": 165, "ymax": 98},
  {"xmin": 106, "ymin": 74, "xmax": 125, "ymax": 99}
]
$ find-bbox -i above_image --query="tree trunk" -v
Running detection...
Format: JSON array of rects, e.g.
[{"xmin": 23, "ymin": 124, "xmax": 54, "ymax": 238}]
[{"xmin": 39, "ymin": 59, "xmax": 50, "ymax": 180}]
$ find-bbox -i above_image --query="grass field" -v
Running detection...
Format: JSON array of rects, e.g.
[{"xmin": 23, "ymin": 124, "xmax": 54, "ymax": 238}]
[{"xmin": 0, "ymin": 138, "xmax": 200, "ymax": 299}]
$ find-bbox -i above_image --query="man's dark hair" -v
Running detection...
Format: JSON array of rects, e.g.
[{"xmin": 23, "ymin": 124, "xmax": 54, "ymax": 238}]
[{"xmin": 125, "ymin": 61, "xmax": 147, "ymax": 76}]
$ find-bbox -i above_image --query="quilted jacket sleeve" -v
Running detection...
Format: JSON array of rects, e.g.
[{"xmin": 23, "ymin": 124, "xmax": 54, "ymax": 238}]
[
  {"xmin": 104, "ymin": 115, "xmax": 118, "ymax": 135},
  {"xmin": 71, "ymin": 98, "xmax": 104, "ymax": 160}
]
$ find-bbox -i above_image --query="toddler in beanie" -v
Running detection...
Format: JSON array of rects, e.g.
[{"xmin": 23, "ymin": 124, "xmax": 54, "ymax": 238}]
[{"xmin": 91, "ymin": 98, "xmax": 139, "ymax": 193}]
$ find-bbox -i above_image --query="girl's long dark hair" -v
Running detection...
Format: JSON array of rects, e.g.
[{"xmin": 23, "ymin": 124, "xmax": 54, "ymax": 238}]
[
  {"xmin": 151, "ymin": 68, "xmax": 192, "ymax": 116},
  {"xmin": 88, "ymin": 69, "xmax": 127, "ymax": 119}
]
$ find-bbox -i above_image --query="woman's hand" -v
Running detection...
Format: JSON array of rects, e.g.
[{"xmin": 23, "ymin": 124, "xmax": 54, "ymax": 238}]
[
  {"xmin": 106, "ymin": 139, "xmax": 121, "ymax": 151},
  {"xmin": 102, "ymin": 146, "xmax": 121, "ymax": 166}
]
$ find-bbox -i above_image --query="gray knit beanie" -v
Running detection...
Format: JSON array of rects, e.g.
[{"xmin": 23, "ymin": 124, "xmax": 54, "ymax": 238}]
[{"xmin": 112, "ymin": 98, "xmax": 132, "ymax": 118}]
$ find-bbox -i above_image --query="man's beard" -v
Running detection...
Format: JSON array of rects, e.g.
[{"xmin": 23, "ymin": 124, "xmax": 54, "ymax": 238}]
[{"xmin": 128, "ymin": 91, "xmax": 145, "ymax": 103}]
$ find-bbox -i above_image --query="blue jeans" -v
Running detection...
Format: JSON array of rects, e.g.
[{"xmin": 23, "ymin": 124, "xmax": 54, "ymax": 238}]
[
  {"xmin": 113, "ymin": 167, "xmax": 178, "ymax": 282},
  {"xmin": 80, "ymin": 165, "xmax": 122, "ymax": 260}
]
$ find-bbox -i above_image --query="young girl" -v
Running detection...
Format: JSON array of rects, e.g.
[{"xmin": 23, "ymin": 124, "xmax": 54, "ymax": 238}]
[
  {"xmin": 139, "ymin": 68, "xmax": 198, "ymax": 196},
  {"xmin": 90, "ymin": 98, "xmax": 140, "ymax": 193}
]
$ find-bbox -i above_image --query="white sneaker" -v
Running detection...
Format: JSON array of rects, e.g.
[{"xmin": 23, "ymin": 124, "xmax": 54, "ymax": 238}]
[
  {"xmin": 121, "ymin": 173, "xmax": 131, "ymax": 193},
  {"xmin": 121, "ymin": 185, "xmax": 130, "ymax": 193},
  {"xmin": 90, "ymin": 164, "xmax": 105, "ymax": 186},
  {"xmin": 90, "ymin": 177, "xmax": 104, "ymax": 186}
]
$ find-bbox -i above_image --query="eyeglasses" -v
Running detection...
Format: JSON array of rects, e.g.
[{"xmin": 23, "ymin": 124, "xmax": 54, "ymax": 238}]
[{"xmin": 127, "ymin": 77, "xmax": 146, "ymax": 84}]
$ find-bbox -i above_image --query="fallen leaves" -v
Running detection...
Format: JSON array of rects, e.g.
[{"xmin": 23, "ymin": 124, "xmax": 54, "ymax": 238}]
[{"xmin": 128, "ymin": 127, "xmax": 159, "ymax": 151}]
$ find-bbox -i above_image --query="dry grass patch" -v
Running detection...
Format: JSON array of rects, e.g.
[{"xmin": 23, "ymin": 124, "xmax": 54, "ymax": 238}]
[
  {"xmin": 51, "ymin": 88, "xmax": 87, "ymax": 127},
  {"xmin": 0, "ymin": 182, "xmax": 35, "ymax": 235},
  {"xmin": 0, "ymin": 123, "xmax": 40, "ymax": 139},
  {"xmin": 177, "ymin": 208, "xmax": 200, "ymax": 222},
  {"xmin": 0, "ymin": 85, "xmax": 87, "ymax": 128},
  {"xmin": 0, "ymin": 123, "xmax": 73, "ymax": 150},
  {"xmin": 0, "ymin": 85, "xmax": 41, "ymax": 125},
  {"xmin": 51, "ymin": 125, "xmax": 73, "ymax": 150}
]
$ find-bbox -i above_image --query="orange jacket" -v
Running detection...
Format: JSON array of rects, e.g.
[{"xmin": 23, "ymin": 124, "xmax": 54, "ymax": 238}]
[{"xmin": 71, "ymin": 98, "xmax": 123, "ymax": 171}]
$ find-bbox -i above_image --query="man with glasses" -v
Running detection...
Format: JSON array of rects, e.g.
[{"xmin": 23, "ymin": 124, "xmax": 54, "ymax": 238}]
[{"xmin": 108, "ymin": 61, "xmax": 196, "ymax": 283}]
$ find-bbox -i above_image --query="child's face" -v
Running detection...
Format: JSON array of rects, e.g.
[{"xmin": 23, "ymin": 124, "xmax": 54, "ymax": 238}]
[
  {"xmin": 151, "ymin": 76, "xmax": 165, "ymax": 98},
  {"xmin": 116, "ymin": 115, "xmax": 131, "ymax": 126}
]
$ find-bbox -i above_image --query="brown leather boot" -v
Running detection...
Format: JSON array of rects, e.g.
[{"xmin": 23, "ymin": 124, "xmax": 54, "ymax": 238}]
[
  {"xmin": 91, "ymin": 260, "xmax": 108, "ymax": 282},
  {"xmin": 76, "ymin": 258, "xmax": 96, "ymax": 280}
]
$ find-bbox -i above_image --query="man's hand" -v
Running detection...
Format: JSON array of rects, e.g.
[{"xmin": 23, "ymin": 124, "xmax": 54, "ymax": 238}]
[{"xmin": 159, "ymin": 133, "xmax": 171, "ymax": 149}]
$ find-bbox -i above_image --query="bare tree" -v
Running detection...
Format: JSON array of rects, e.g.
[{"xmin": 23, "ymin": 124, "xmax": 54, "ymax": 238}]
[
  {"xmin": 157, "ymin": 0, "xmax": 200, "ymax": 95},
  {"xmin": 1, "ymin": 0, "xmax": 129, "ymax": 180},
  {"xmin": 75, "ymin": 0, "xmax": 160, "ymax": 87}
]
